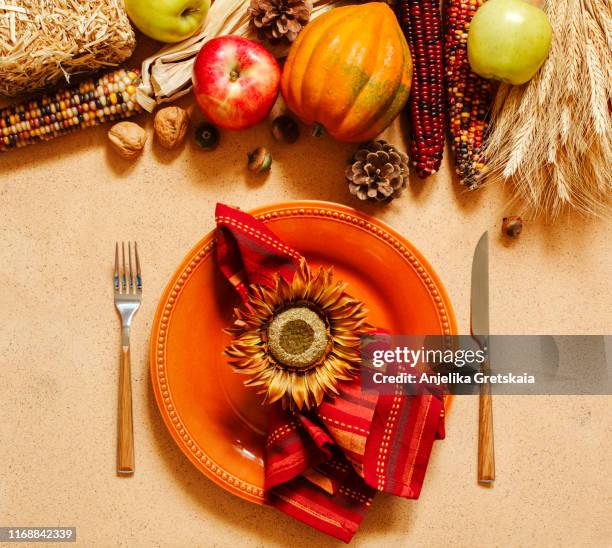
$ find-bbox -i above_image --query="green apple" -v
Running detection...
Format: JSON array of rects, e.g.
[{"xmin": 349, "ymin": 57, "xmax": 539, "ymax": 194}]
[
  {"xmin": 467, "ymin": 0, "xmax": 552, "ymax": 85},
  {"xmin": 125, "ymin": 0, "xmax": 210, "ymax": 43}
]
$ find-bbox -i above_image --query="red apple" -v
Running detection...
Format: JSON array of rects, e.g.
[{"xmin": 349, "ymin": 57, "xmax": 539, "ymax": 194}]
[{"xmin": 192, "ymin": 36, "xmax": 281, "ymax": 130}]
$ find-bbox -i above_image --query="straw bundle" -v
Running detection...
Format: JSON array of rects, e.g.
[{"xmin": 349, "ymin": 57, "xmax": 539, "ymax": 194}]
[{"xmin": 0, "ymin": 0, "xmax": 136, "ymax": 97}]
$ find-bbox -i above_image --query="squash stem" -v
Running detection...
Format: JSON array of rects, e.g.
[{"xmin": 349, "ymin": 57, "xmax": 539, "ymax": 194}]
[{"xmin": 312, "ymin": 123, "xmax": 325, "ymax": 138}]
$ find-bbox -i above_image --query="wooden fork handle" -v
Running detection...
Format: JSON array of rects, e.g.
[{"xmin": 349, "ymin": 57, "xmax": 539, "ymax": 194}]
[
  {"xmin": 118, "ymin": 346, "xmax": 134, "ymax": 475},
  {"xmin": 478, "ymin": 358, "xmax": 495, "ymax": 484}
]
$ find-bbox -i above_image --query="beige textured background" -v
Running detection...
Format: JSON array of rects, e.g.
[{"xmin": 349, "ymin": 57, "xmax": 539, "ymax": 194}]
[{"xmin": 1, "ymin": 41, "xmax": 611, "ymax": 547}]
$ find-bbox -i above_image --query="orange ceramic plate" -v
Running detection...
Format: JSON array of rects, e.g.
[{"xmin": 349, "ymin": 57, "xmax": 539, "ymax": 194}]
[{"xmin": 150, "ymin": 201, "xmax": 457, "ymax": 505}]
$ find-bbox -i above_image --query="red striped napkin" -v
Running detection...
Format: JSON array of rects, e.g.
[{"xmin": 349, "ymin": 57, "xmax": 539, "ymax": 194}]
[{"xmin": 215, "ymin": 204, "xmax": 445, "ymax": 542}]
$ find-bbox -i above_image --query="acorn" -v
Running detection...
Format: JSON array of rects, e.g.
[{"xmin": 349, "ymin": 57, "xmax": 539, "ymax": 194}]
[
  {"xmin": 247, "ymin": 147, "xmax": 272, "ymax": 173},
  {"xmin": 271, "ymin": 115, "xmax": 300, "ymax": 144},
  {"xmin": 195, "ymin": 123, "xmax": 220, "ymax": 150},
  {"xmin": 502, "ymin": 216, "xmax": 523, "ymax": 238}
]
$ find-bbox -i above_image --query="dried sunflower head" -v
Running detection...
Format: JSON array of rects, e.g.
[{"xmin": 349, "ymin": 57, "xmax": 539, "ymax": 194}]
[{"xmin": 224, "ymin": 260, "xmax": 372, "ymax": 410}]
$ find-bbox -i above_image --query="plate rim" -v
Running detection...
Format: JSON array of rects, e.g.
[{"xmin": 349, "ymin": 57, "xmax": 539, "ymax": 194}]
[{"xmin": 150, "ymin": 200, "xmax": 458, "ymax": 505}]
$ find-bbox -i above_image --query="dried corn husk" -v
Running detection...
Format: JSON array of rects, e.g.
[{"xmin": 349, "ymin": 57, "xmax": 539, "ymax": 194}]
[
  {"xmin": 137, "ymin": 0, "xmax": 345, "ymax": 111},
  {"xmin": 0, "ymin": 0, "xmax": 135, "ymax": 97},
  {"xmin": 483, "ymin": 0, "xmax": 612, "ymax": 218}
]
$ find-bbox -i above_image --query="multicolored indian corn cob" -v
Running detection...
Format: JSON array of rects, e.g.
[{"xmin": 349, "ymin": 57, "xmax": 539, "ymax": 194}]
[
  {"xmin": 0, "ymin": 69, "xmax": 142, "ymax": 152},
  {"xmin": 444, "ymin": 0, "xmax": 495, "ymax": 189},
  {"xmin": 396, "ymin": 0, "xmax": 446, "ymax": 178}
]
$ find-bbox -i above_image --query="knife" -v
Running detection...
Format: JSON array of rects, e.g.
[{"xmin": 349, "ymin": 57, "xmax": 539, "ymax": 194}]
[{"xmin": 471, "ymin": 231, "xmax": 495, "ymax": 484}]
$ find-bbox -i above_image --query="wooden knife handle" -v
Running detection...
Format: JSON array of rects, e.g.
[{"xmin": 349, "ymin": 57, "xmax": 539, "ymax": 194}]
[
  {"xmin": 118, "ymin": 346, "xmax": 134, "ymax": 475},
  {"xmin": 478, "ymin": 358, "xmax": 495, "ymax": 484}
]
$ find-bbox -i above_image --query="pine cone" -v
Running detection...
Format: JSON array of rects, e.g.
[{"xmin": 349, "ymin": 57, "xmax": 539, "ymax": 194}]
[
  {"xmin": 345, "ymin": 140, "xmax": 409, "ymax": 202},
  {"xmin": 249, "ymin": 0, "xmax": 312, "ymax": 44}
]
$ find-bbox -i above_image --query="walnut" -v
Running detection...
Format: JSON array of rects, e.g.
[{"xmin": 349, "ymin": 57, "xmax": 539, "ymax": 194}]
[
  {"xmin": 108, "ymin": 121, "xmax": 147, "ymax": 160},
  {"xmin": 154, "ymin": 106, "xmax": 190, "ymax": 150}
]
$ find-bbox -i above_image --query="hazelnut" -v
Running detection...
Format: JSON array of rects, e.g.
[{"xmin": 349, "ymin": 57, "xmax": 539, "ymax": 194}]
[
  {"xmin": 108, "ymin": 121, "xmax": 146, "ymax": 160},
  {"xmin": 195, "ymin": 123, "xmax": 220, "ymax": 150},
  {"xmin": 154, "ymin": 106, "xmax": 190, "ymax": 150},
  {"xmin": 247, "ymin": 147, "xmax": 272, "ymax": 173},
  {"xmin": 502, "ymin": 216, "xmax": 523, "ymax": 238},
  {"xmin": 271, "ymin": 115, "xmax": 300, "ymax": 144}
]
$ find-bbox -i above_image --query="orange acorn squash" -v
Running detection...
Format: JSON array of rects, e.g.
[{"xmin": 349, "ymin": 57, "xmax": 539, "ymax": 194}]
[{"xmin": 280, "ymin": 3, "xmax": 413, "ymax": 143}]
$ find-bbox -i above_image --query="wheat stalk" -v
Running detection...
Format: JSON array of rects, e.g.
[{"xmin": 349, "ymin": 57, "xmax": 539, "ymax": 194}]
[{"xmin": 483, "ymin": 0, "xmax": 612, "ymax": 218}]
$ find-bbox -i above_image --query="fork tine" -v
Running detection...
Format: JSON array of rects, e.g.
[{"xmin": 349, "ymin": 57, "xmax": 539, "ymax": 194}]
[
  {"xmin": 134, "ymin": 242, "xmax": 142, "ymax": 290},
  {"xmin": 114, "ymin": 242, "xmax": 119, "ymax": 290},
  {"xmin": 128, "ymin": 241, "xmax": 134, "ymax": 292},
  {"xmin": 121, "ymin": 242, "xmax": 127, "ymax": 292}
]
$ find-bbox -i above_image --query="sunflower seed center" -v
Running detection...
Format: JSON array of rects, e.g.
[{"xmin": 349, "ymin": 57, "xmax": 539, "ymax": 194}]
[
  {"xmin": 279, "ymin": 319, "xmax": 315, "ymax": 354},
  {"xmin": 267, "ymin": 306, "xmax": 329, "ymax": 370}
]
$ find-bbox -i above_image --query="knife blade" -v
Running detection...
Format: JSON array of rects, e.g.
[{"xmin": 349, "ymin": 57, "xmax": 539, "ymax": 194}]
[
  {"xmin": 471, "ymin": 231, "xmax": 489, "ymax": 339},
  {"xmin": 470, "ymin": 231, "xmax": 495, "ymax": 484}
]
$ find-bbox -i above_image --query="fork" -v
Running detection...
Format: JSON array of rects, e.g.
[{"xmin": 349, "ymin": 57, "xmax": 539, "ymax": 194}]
[{"xmin": 114, "ymin": 241, "xmax": 142, "ymax": 475}]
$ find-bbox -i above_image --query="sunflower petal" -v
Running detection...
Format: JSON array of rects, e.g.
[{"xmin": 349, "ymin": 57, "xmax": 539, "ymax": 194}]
[
  {"xmin": 266, "ymin": 369, "xmax": 288, "ymax": 403},
  {"xmin": 317, "ymin": 362, "xmax": 342, "ymax": 394},
  {"xmin": 290, "ymin": 374, "xmax": 307, "ymax": 410},
  {"xmin": 332, "ymin": 333, "xmax": 362, "ymax": 346},
  {"xmin": 306, "ymin": 370, "xmax": 327, "ymax": 407}
]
